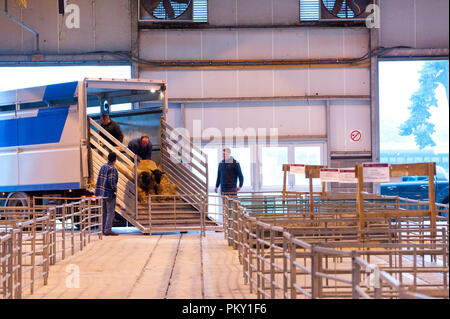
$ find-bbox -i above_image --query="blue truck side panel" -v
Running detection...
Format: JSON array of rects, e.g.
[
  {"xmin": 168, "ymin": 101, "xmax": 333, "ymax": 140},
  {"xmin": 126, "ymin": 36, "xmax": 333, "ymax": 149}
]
[
  {"xmin": 0, "ymin": 182, "xmax": 80, "ymax": 192},
  {"xmin": 43, "ymin": 81, "xmax": 78, "ymax": 102},
  {"xmin": 0, "ymin": 106, "xmax": 70, "ymax": 147}
]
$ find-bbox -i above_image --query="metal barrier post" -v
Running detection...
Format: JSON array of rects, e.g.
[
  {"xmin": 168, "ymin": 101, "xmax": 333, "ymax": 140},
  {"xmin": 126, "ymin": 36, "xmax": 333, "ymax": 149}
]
[
  {"xmin": 243, "ymin": 212, "xmax": 248, "ymax": 284},
  {"xmin": 256, "ymin": 223, "xmax": 261, "ymax": 299},
  {"xmin": 290, "ymin": 236, "xmax": 296, "ymax": 299},
  {"xmin": 70, "ymin": 205, "xmax": 75, "ymax": 256},
  {"xmin": 30, "ymin": 215, "xmax": 36, "ymax": 295},
  {"xmin": 270, "ymin": 227, "xmax": 275, "ymax": 298},
  {"xmin": 43, "ymin": 217, "xmax": 49, "ymax": 286},
  {"xmin": 51, "ymin": 208, "xmax": 57, "ymax": 265},
  {"xmin": 7, "ymin": 234, "xmax": 13, "ymax": 299},
  {"xmin": 88, "ymin": 199, "xmax": 91, "ymax": 244},
  {"xmin": 311, "ymin": 245, "xmax": 319, "ymax": 299},
  {"xmin": 16, "ymin": 228, "xmax": 22, "ymax": 299},
  {"xmin": 351, "ymin": 251, "xmax": 361, "ymax": 299},
  {"xmin": 201, "ymin": 195, "xmax": 205, "ymax": 237},
  {"xmin": 223, "ymin": 196, "xmax": 229, "ymax": 241},
  {"xmin": 62, "ymin": 206, "xmax": 66, "ymax": 260},
  {"xmin": 79, "ymin": 202, "xmax": 84, "ymax": 251},
  {"xmin": 283, "ymin": 234, "xmax": 288, "ymax": 299},
  {"xmin": 237, "ymin": 206, "xmax": 244, "ymax": 264}
]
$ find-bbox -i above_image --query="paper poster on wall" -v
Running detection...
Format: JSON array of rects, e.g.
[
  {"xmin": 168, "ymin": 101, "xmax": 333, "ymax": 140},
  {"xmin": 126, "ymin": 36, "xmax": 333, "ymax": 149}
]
[
  {"xmin": 290, "ymin": 164, "xmax": 306, "ymax": 175},
  {"xmin": 362, "ymin": 163, "xmax": 390, "ymax": 183},
  {"xmin": 339, "ymin": 168, "xmax": 358, "ymax": 184},
  {"xmin": 319, "ymin": 168, "xmax": 340, "ymax": 182}
]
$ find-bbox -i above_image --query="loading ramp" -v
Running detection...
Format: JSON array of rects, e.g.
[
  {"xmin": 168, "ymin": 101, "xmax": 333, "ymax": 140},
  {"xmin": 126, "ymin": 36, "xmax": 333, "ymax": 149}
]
[{"xmin": 89, "ymin": 115, "xmax": 220, "ymax": 234}]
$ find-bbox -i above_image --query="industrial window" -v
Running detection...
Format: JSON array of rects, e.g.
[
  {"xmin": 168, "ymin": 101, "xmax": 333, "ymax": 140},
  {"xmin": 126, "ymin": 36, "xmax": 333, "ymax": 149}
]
[
  {"xmin": 230, "ymin": 147, "xmax": 252, "ymax": 191},
  {"xmin": 0, "ymin": 65, "xmax": 132, "ymax": 114},
  {"xmin": 202, "ymin": 147, "xmax": 219, "ymax": 188},
  {"xmin": 261, "ymin": 146, "xmax": 289, "ymax": 187},
  {"xmin": 379, "ymin": 60, "xmax": 449, "ymax": 179},
  {"xmin": 202, "ymin": 146, "xmax": 251, "ymax": 191},
  {"xmin": 203, "ymin": 142, "xmax": 326, "ymax": 193},
  {"xmin": 293, "ymin": 146, "xmax": 322, "ymax": 187}
]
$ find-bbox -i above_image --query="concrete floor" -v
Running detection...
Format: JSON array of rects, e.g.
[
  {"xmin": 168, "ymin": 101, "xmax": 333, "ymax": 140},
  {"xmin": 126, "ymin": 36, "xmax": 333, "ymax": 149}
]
[{"xmin": 23, "ymin": 229, "xmax": 256, "ymax": 299}]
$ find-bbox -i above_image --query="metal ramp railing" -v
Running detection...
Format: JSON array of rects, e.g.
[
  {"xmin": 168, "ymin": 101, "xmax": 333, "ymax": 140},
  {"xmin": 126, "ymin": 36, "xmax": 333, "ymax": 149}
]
[
  {"xmin": 88, "ymin": 118, "xmax": 144, "ymax": 232},
  {"xmin": 133, "ymin": 118, "xmax": 211, "ymax": 234},
  {"xmin": 160, "ymin": 118, "xmax": 208, "ymax": 210},
  {"xmin": 88, "ymin": 116, "xmax": 211, "ymax": 234}
]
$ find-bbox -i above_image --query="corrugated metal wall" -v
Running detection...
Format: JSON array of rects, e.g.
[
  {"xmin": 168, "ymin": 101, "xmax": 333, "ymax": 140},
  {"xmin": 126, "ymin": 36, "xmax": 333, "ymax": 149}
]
[
  {"xmin": 139, "ymin": 25, "xmax": 371, "ymax": 153},
  {"xmin": 0, "ymin": 0, "xmax": 131, "ymax": 53},
  {"xmin": 0, "ymin": 0, "xmax": 448, "ymax": 157},
  {"xmin": 379, "ymin": 0, "xmax": 449, "ymax": 49}
]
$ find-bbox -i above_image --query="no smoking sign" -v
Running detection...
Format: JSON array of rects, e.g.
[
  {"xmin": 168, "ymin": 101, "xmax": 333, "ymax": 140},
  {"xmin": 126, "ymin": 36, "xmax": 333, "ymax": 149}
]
[{"xmin": 350, "ymin": 130, "xmax": 362, "ymax": 142}]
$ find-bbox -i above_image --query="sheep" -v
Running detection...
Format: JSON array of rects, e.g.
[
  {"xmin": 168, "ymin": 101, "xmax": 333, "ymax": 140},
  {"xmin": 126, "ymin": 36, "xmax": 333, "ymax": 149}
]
[
  {"xmin": 150, "ymin": 169, "xmax": 165, "ymax": 195},
  {"xmin": 138, "ymin": 169, "xmax": 165, "ymax": 195},
  {"xmin": 136, "ymin": 160, "xmax": 177, "ymax": 202}
]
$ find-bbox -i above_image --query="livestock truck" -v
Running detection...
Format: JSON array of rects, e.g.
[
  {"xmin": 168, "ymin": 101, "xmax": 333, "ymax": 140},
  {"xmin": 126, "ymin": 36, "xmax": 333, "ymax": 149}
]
[{"xmin": 0, "ymin": 78, "xmax": 168, "ymax": 210}]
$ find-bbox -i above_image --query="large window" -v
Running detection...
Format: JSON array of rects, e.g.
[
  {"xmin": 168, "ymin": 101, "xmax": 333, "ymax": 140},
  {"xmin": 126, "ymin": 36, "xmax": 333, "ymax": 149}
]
[
  {"xmin": 0, "ymin": 65, "xmax": 132, "ymax": 114},
  {"xmin": 294, "ymin": 146, "xmax": 322, "ymax": 187},
  {"xmin": 204, "ymin": 142, "xmax": 326, "ymax": 193},
  {"xmin": 203, "ymin": 147, "xmax": 220, "ymax": 188},
  {"xmin": 202, "ymin": 146, "xmax": 252, "ymax": 191},
  {"xmin": 261, "ymin": 146, "xmax": 289, "ymax": 188},
  {"xmin": 379, "ymin": 60, "xmax": 449, "ymax": 178},
  {"xmin": 230, "ymin": 147, "xmax": 252, "ymax": 191}
]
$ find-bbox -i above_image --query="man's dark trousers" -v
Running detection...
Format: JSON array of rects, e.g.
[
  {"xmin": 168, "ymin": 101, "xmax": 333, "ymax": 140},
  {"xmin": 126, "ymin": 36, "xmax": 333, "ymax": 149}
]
[{"xmin": 102, "ymin": 197, "xmax": 116, "ymax": 234}]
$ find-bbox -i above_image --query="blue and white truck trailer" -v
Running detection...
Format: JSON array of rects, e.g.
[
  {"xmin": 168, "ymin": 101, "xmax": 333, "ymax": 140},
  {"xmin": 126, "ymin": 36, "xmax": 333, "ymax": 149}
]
[{"xmin": 0, "ymin": 78, "xmax": 168, "ymax": 210}]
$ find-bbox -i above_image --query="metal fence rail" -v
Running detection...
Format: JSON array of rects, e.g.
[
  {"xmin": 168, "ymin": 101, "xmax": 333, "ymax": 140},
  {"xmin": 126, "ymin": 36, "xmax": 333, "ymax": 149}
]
[
  {"xmin": 89, "ymin": 118, "xmax": 139, "ymax": 222},
  {"xmin": 0, "ymin": 228, "xmax": 21, "ymax": 299},
  {"xmin": 224, "ymin": 193, "xmax": 449, "ymax": 299},
  {"xmin": 146, "ymin": 194, "xmax": 224, "ymax": 234},
  {"xmin": 0, "ymin": 197, "xmax": 103, "ymax": 299},
  {"xmin": 160, "ymin": 119, "xmax": 208, "ymax": 208}
]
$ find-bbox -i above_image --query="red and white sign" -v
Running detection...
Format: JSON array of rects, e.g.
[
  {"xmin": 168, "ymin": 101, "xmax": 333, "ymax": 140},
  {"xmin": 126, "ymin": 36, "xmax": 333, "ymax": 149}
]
[{"xmin": 350, "ymin": 130, "xmax": 362, "ymax": 142}]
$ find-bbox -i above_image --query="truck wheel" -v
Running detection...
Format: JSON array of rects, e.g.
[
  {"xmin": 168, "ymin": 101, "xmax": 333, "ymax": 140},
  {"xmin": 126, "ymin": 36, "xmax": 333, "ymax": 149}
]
[
  {"xmin": 3, "ymin": 192, "xmax": 31, "ymax": 223},
  {"xmin": 5, "ymin": 192, "xmax": 30, "ymax": 208}
]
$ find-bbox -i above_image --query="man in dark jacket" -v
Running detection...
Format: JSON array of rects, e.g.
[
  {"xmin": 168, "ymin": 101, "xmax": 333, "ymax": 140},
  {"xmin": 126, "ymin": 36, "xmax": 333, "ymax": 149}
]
[
  {"xmin": 215, "ymin": 148, "xmax": 244, "ymax": 196},
  {"xmin": 128, "ymin": 135, "xmax": 153, "ymax": 161},
  {"xmin": 99, "ymin": 114, "xmax": 124, "ymax": 149}
]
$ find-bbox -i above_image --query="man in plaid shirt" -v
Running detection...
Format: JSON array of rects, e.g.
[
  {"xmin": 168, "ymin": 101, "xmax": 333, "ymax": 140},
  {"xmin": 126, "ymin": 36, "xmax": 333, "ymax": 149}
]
[{"xmin": 95, "ymin": 152, "xmax": 119, "ymax": 236}]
